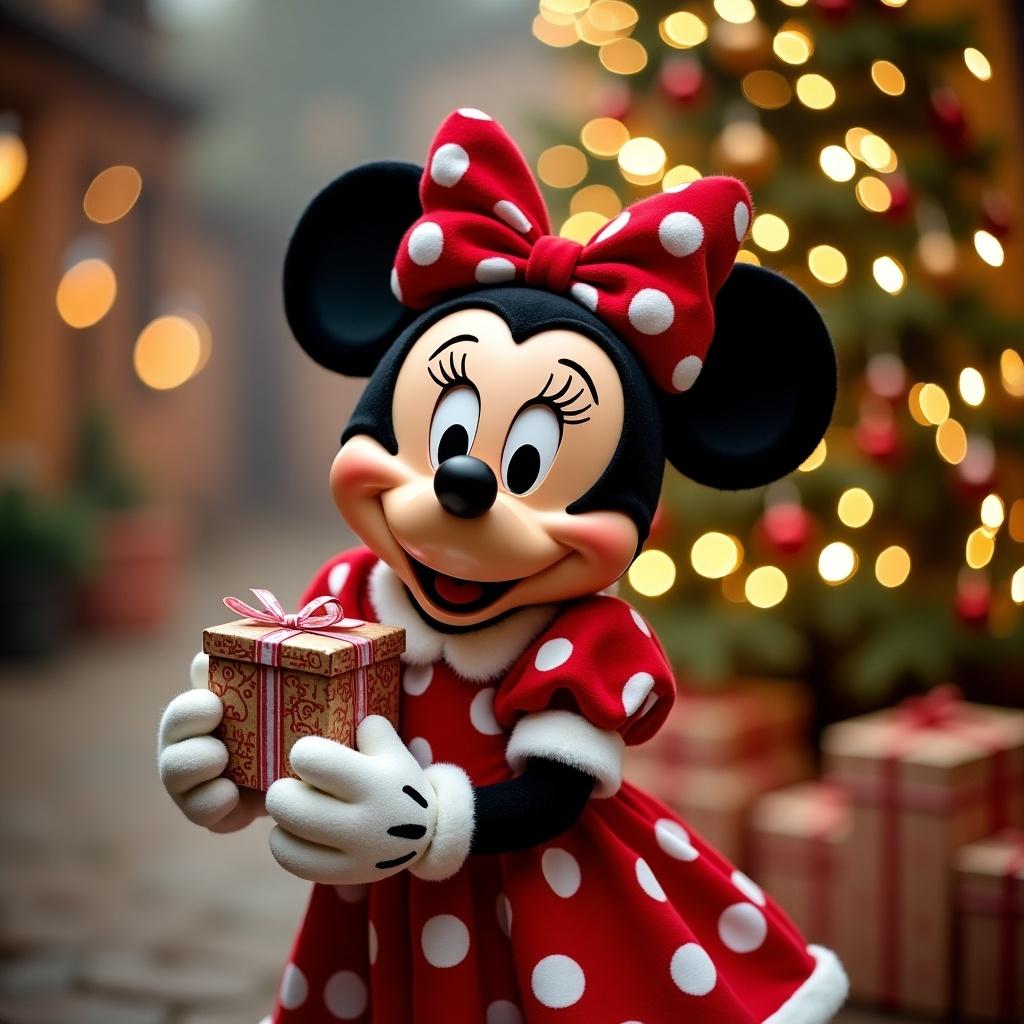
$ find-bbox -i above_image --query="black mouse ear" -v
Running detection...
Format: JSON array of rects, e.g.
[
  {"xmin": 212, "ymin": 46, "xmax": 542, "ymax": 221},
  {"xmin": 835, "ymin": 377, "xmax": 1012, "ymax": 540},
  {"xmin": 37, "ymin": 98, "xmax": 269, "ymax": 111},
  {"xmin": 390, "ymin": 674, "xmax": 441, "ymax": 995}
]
[
  {"xmin": 283, "ymin": 161, "xmax": 422, "ymax": 376},
  {"xmin": 663, "ymin": 263, "xmax": 837, "ymax": 490}
]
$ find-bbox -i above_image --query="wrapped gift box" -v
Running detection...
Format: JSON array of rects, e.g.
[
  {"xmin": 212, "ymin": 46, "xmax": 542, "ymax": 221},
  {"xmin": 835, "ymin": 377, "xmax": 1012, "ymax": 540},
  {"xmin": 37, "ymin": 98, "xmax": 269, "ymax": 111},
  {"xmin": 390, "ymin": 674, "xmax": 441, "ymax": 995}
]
[
  {"xmin": 822, "ymin": 690, "xmax": 1024, "ymax": 1016},
  {"xmin": 204, "ymin": 607, "xmax": 404, "ymax": 791},
  {"xmin": 954, "ymin": 830, "xmax": 1024, "ymax": 1022},
  {"xmin": 749, "ymin": 782, "xmax": 849, "ymax": 949}
]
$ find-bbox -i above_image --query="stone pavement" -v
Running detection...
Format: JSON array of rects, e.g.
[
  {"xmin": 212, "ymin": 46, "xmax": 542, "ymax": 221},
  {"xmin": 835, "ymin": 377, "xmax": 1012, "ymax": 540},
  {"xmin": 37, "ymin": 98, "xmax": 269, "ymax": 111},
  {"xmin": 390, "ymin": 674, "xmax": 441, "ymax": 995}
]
[{"xmin": 0, "ymin": 519, "xmax": 908, "ymax": 1023}]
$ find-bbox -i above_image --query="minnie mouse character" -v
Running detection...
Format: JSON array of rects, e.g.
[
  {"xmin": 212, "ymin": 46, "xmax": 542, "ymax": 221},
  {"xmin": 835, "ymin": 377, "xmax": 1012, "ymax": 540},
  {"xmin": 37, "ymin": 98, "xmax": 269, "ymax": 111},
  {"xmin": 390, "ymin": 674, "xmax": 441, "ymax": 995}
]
[{"xmin": 159, "ymin": 109, "xmax": 846, "ymax": 1023}]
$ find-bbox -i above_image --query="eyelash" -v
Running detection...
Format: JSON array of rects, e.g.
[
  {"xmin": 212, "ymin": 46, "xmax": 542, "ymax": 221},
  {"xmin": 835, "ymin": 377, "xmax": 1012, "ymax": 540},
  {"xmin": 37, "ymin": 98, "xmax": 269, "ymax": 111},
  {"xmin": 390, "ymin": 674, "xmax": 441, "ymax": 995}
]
[
  {"xmin": 533, "ymin": 372, "xmax": 592, "ymax": 425},
  {"xmin": 428, "ymin": 349, "xmax": 472, "ymax": 390}
]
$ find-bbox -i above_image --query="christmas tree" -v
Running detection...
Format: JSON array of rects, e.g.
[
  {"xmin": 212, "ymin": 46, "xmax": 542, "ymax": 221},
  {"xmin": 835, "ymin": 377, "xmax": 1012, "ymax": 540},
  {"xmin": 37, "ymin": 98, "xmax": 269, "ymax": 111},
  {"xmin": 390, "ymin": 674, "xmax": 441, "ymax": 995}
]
[{"xmin": 529, "ymin": 0, "xmax": 1024, "ymax": 713}]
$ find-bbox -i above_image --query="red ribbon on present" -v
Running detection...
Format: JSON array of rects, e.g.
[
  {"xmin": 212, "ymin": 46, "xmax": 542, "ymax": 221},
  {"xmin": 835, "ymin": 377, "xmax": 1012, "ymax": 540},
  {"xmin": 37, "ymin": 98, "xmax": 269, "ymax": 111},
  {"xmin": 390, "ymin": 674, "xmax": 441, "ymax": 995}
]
[{"xmin": 223, "ymin": 590, "xmax": 373, "ymax": 789}]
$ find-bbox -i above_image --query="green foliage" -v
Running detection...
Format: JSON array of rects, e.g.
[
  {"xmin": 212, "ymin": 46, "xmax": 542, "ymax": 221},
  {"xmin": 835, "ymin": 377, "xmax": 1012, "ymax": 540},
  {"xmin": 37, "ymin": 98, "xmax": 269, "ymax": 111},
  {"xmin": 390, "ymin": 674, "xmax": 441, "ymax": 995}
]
[
  {"xmin": 0, "ymin": 483, "xmax": 94, "ymax": 579},
  {"xmin": 74, "ymin": 408, "xmax": 147, "ymax": 510}
]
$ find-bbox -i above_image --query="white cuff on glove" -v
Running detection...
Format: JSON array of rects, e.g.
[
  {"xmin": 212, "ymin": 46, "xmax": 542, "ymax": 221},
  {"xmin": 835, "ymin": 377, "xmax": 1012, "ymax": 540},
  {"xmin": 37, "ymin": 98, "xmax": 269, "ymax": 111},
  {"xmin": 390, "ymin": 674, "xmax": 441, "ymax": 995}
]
[{"xmin": 410, "ymin": 763, "xmax": 475, "ymax": 881}]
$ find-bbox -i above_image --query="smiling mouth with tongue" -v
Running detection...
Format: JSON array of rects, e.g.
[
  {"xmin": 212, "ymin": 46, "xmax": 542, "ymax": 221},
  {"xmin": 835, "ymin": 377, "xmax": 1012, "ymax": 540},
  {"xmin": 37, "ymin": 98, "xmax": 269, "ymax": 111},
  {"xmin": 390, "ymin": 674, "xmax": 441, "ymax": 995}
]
[{"xmin": 408, "ymin": 555, "xmax": 521, "ymax": 615}]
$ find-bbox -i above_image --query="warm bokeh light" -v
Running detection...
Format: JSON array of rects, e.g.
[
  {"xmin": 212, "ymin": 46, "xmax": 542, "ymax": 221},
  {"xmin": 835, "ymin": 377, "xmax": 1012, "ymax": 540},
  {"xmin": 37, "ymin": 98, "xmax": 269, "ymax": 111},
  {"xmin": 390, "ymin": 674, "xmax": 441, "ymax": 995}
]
[
  {"xmin": 965, "ymin": 527, "xmax": 995, "ymax": 569},
  {"xmin": 618, "ymin": 136, "xmax": 666, "ymax": 183},
  {"xmin": 798, "ymin": 438, "xmax": 827, "ymax": 472},
  {"xmin": 581, "ymin": 117, "xmax": 630, "ymax": 157},
  {"xmin": 818, "ymin": 542, "xmax": 857, "ymax": 585},
  {"xmin": 837, "ymin": 488, "xmax": 874, "ymax": 528},
  {"xmin": 958, "ymin": 367, "xmax": 985, "ymax": 407},
  {"xmin": 875, "ymin": 546, "xmax": 911, "ymax": 588},
  {"xmin": 560, "ymin": 211, "xmax": 609, "ymax": 244},
  {"xmin": 844, "ymin": 126, "xmax": 871, "ymax": 160},
  {"xmin": 599, "ymin": 36, "xmax": 648, "ymax": 74},
  {"xmin": 963, "ymin": 47, "xmax": 992, "ymax": 81},
  {"xmin": 83, "ymin": 165, "xmax": 142, "ymax": 224},
  {"xmin": 742, "ymin": 70, "xmax": 792, "ymax": 109},
  {"xmin": 855, "ymin": 176, "xmax": 892, "ymax": 213},
  {"xmin": 537, "ymin": 145, "xmax": 588, "ymax": 188},
  {"xmin": 133, "ymin": 314, "xmax": 202, "ymax": 390},
  {"xmin": 713, "ymin": 0, "xmax": 756, "ymax": 25},
  {"xmin": 819, "ymin": 145, "xmax": 855, "ymax": 182},
  {"xmin": 183, "ymin": 310, "xmax": 213, "ymax": 378},
  {"xmin": 0, "ymin": 129, "xmax": 28, "ymax": 204},
  {"xmin": 1000, "ymin": 349, "xmax": 1024, "ymax": 397},
  {"xmin": 871, "ymin": 60, "xmax": 906, "ymax": 96},
  {"xmin": 570, "ymin": 184, "xmax": 622, "ymax": 218},
  {"xmin": 980, "ymin": 494, "xmax": 1005, "ymax": 530},
  {"xmin": 56, "ymin": 257, "xmax": 117, "ymax": 328},
  {"xmin": 745, "ymin": 566, "xmax": 788, "ymax": 608},
  {"xmin": 662, "ymin": 164, "xmax": 702, "ymax": 190},
  {"xmin": 1009, "ymin": 499, "xmax": 1024, "ymax": 542},
  {"xmin": 541, "ymin": 0, "xmax": 589, "ymax": 13},
  {"xmin": 735, "ymin": 249, "xmax": 761, "ymax": 265},
  {"xmin": 907, "ymin": 383, "xmax": 929, "ymax": 426},
  {"xmin": 918, "ymin": 383, "xmax": 950, "ymax": 425},
  {"xmin": 690, "ymin": 532, "xmax": 743, "ymax": 579},
  {"xmin": 532, "ymin": 15, "xmax": 579, "ymax": 47},
  {"xmin": 917, "ymin": 231, "xmax": 957, "ymax": 277},
  {"xmin": 588, "ymin": 0, "xmax": 639, "ymax": 32},
  {"xmin": 860, "ymin": 134, "xmax": 896, "ymax": 171},
  {"xmin": 772, "ymin": 22, "xmax": 813, "ymax": 65},
  {"xmin": 973, "ymin": 230, "xmax": 1004, "ymax": 268},
  {"xmin": 752, "ymin": 213, "xmax": 789, "ymax": 251},
  {"xmin": 628, "ymin": 549, "xmax": 677, "ymax": 597},
  {"xmin": 795, "ymin": 74, "xmax": 835, "ymax": 109},
  {"xmin": 935, "ymin": 418, "xmax": 967, "ymax": 464},
  {"xmin": 1012, "ymin": 566, "xmax": 1024, "ymax": 605},
  {"xmin": 807, "ymin": 244, "xmax": 847, "ymax": 285},
  {"xmin": 660, "ymin": 11, "xmax": 708, "ymax": 48},
  {"xmin": 872, "ymin": 255, "xmax": 906, "ymax": 294}
]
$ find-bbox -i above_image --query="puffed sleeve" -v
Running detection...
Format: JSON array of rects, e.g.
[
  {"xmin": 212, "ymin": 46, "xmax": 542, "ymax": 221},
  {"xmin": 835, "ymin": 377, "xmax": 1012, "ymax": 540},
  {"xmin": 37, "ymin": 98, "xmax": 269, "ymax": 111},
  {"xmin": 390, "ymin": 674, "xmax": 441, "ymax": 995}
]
[
  {"xmin": 494, "ymin": 594, "xmax": 675, "ymax": 798},
  {"xmin": 299, "ymin": 546, "xmax": 379, "ymax": 620}
]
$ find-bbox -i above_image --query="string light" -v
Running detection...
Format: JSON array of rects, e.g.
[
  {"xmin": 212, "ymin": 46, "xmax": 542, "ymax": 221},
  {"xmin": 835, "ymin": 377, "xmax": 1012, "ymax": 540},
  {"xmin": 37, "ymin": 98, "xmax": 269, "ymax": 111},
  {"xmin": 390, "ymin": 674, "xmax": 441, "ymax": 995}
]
[
  {"xmin": 752, "ymin": 213, "xmax": 789, "ymax": 251},
  {"xmin": 541, "ymin": 0, "xmax": 589, "ymax": 13},
  {"xmin": 83, "ymin": 165, "xmax": 142, "ymax": 224},
  {"xmin": 981, "ymin": 494, "xmax": 1005, "ymax": 530},
  {"xmin": 819, "ymin": 145, "xmax": 855, "ymax": 182},
  {"xmin": 855, "ymin": 176, "xmax": 892, "ymax": 213},
  {"xmin": 745, "ymin": 566, "xmax": 788, "ymax": 608},
  {"xmin": 532, "ymin": 15, "xmax": 579, "ymax": 47},
  {"xmin": 713, "ymin": 0, "xmax": 756, "ymax": 25},
  {"xmin": 974, "ymin": 230, "xmax": 1004, "ymax": 268},
  {"xmin": 818, "ymin": 542, "xmax": 858, "ymax": 585},
  {"xmin": 796, "ymin": 74, "xmax": 836, "ymax": 109},
  {"xmin": 618, "ymin": 136, "xmax": 666, "ymax": 183},
  {"xmin": 872, "ymin": 256, "xmax": 906, "ymax": 294},
  {"xmin": 588, "ymin": 1, "xmax": 639, "ymax": 32},
  {"xmin": 660, "ymin": 11, "xmax": 708, "ymax": 48},
  {"xmin": 844, "ymin": 127, "xmax": 871, "ymax": 159},
  {"xmin": 1009, "ymin": 499, "xmax": 1024, "ymax": 542},
  {"xmin": 958, "ymin": 367, "xmax": 985, "ymax": 406},
  {"xmin": 662, "ymin": 164, "xmax": 702, "ymax": 190},
  {"xmin": 560, "ymin": 211, "xmax": 609, "ymax": 244},
  {"xmin": 907, "ymin": 383, "xmax": 929, "ymax": 425},
  {"xmin": 56, "ymin": 257, "xmax": 117, "ymax": 328},
  {"xmin": 1000, "ymin": 349, "xmax": 1024, "ymax": 397},
  {"xmin": 1012, "ymin": 567, "xmax": 1024, "ymax": 604},
  {"xmin": 0, "ymin": 119, "xmax": 28, "ymax": 204},
  {"xmin": 918, "ymin": 383, "xmax": 950, "ymax": 424},
  {"xmin": 798, "ymin": 438, "xmax": 826, "ymax": 472},
  {"xmin": 963, "ymin": 47, "xmax": 992, "ymax": 81},
  {"xmin": 133, "ymin": 314, "xmax": 202, "ymax": 390},
  {"xmin": 628, "ymin": 549, "xmax": 676, "ymax": 596},
  {"xmin": 742, "ymin": 70, "xmax": 792, "ymax": 109},
  {"xmin": 875, "ymin": 546, "xmax": 911, "ymax": 588},
  {"xmin": 860, "ymin": 134, "xmax": 896, "ymax": 171},
  {"xmin": 779, "ymin": 0, "xmax": 808, "ymax": 5},
  {"xmin": 570, "ymin": 184, "xmax": 621, "ymax": 217},
  {"xmin": 871, "ymin": 60, "xmax": 906, "ymax": 96},
  {"xmin": 837, "ymin": 488, "xmax": 874, "ymax": 528},
  {"xmin": 581, "ymin": 117, "xmax": 629, "ymax": 158},
  {"xmin": 599, "ymin": 37, "xmax": 648, "ymax": 74},
  {"xmin": 935, "ymin": 418, "xmax": 968, "ymax": 464},
  {"xmin": 807, "ymin": 245, "xmax": 847, "ymax": 285},
  {"xmin": 879, "ymin": 0, "xmax": 908, "ymax": 6},
  {"xmin": 538, "ymin": 3, "xmax": 578, "ymax": 25},
  {"xmin": 690, "ymin": 532, "xmax": 743, "ymax": 578},
  {"xmin": 735, "ymin": 249, "xmax": 761, "ymax": 265},
  {"xmin": 965, "ymin": 527, "xmax": 995, "ymax": 569},
  {"xmin": 773, "ymin": 25, "xmax": 813, "ymax": 66},
  {"xmin": 537, "ymin": 145, "xmax": 588, "ymax": 188}
]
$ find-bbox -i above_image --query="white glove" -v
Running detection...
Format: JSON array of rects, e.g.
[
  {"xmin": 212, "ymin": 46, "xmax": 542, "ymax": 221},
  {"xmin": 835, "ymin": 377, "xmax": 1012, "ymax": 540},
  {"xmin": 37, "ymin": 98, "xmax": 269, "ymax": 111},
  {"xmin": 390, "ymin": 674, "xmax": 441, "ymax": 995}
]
[
  {"xmin": 157, "ymin": 652, "xmax": 265, "ymax": 833},
  {"xmin": 266, "ymin": 716, "xmax": 474, "ymax": 885}
]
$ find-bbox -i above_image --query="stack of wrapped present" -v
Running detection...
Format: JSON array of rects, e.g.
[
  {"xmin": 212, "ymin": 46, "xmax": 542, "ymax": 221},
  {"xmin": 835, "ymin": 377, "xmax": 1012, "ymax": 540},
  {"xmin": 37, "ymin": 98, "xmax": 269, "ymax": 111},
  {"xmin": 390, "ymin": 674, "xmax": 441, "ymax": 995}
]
[
  {"xmin": 748, "ymin": 686, "xmax": 1024, "ymax": 1021},
  {"xmin": 625, "ymin": 678, "xmax": 813, "ymax": 865}
]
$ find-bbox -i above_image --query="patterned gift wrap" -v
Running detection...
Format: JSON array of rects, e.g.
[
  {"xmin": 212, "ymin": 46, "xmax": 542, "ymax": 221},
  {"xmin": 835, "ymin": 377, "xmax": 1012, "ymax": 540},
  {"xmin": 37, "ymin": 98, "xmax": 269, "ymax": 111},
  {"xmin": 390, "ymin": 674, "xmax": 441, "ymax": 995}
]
[{"xmin": 204, "ymin": 617, "xmax": 404, "ymax": 791}]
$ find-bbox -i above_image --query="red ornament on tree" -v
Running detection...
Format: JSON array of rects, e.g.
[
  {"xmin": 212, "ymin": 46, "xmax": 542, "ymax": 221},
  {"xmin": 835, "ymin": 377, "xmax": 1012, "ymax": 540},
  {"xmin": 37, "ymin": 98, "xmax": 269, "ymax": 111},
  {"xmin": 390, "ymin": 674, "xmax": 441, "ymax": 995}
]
[
  {"xmin": 659, "ymin": 55, "xmax": 705, "ymax": 105},
  {"xmin": 883, "ymin": 174, "xmax": 912, "ymax": 222},
  {"xmin": 815, "ymin": 0, "xmax": 855, "ymax": 21},
  {"xmin": 930, "ymin": 87, "xmax": 970, "ymax": 156},
  {"xmin": 856, "ymin": 415, "xmax": 903, "ymax": 464},
  {"xmin": 981, "ymin": 190, "xmax": 1013, "ymax": 239},
  {"xmin": 756, "ymin": 502, "xmax": 817, "ymax": 558},
  {"xmin": 955, "ymin": 573, "xmax": 991, "ymax": 628}
]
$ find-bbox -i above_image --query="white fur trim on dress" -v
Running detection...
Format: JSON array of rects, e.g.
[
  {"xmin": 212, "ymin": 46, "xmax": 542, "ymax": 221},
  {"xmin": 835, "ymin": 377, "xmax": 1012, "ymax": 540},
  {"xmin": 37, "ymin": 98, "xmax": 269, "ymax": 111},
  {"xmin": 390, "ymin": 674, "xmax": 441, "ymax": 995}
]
[
  {"xmin": 410, "ymin": 762, "xmax": 475, "ymax": 881},
  {"xmin": 368, "ymin": 560, "xmax": 557, "ymax": 681},
  {"xmin": 506, "ymin": 709, "xmax": 625, "ymax": 798},
  {"xmin": 761, "ymin": 946, "xmax": 848, "ymax": 1024}
]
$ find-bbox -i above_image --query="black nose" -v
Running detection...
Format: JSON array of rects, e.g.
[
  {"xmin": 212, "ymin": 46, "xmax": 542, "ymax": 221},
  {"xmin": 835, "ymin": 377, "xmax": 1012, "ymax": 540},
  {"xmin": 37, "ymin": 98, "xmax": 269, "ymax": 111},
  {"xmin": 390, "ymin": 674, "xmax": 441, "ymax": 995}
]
[{"xmin": 433, "ymin": 456, "xmax": 498, "ymax": 519}]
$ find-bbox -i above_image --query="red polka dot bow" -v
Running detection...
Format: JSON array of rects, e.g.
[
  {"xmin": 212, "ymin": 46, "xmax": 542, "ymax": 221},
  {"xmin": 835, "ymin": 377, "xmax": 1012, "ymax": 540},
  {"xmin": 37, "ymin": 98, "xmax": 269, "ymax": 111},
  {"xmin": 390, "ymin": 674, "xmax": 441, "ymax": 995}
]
[{"xmin": 391, "ymin": 108, "xmax": 753, "ymax": 393}]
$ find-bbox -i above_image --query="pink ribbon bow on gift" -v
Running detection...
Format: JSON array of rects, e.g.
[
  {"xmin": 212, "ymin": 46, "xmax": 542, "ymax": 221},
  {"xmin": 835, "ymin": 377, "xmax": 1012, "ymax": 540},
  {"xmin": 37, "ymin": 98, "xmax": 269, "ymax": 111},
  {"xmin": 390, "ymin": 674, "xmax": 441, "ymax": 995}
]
[{"xmin": 223, "ymin": 588, "xmax": 366, "ymax": 631}]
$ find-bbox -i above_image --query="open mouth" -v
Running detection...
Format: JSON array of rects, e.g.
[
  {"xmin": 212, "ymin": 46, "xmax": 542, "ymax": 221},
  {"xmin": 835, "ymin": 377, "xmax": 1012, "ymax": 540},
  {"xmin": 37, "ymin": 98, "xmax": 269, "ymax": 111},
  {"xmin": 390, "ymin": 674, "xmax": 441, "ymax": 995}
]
[{"xmin": 407, "ymin": 554, "xmax": 522, "ymax": 615}]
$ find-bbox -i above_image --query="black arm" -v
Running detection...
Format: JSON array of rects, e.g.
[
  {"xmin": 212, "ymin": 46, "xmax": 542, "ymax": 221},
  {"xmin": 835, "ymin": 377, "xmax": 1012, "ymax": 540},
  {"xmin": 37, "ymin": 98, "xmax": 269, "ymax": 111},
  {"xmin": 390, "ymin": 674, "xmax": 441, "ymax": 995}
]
[{"xmin": 469, "ymin": 758, "xmax": 596, "ymax": 855}]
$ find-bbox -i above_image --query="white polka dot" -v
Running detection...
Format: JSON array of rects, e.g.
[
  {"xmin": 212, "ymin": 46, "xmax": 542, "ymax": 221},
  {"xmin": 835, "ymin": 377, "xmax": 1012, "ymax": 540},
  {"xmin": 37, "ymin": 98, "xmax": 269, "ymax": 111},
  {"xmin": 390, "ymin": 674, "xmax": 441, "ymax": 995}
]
[
  {"xmin": 637, "ymin": 691, "xmax": 659, "ymax": 719},
  {"xmin": 327, "ymin": 562, "xmax": 351, "ymax": 597},
  {"xmin": 731, "ymin": 869, "xmax": 766, "ymax": 907},
  {"xmin": 475, "ymin": 257, "xmax": 516, "ymax": 284},
  {"xmin": 629, "ymin": 607, "xmax": 651, "ymax": 636},
  {"xmin": 659, "ymin": 211, "xmax": 704, "ymax": 257},
  {"xmin": 671, "ymin": 355, "xmax": 703, "ymax": 392},
  {"xmin": 458, "ymin": 107, "xmax": 492, "ymax": 120},
  {"xmin": 534, "ymin": 637, "xmax": 573, "ymax": 671},
  {"xmin": 430, "ymin": 142, "xmax": 470, "ymax": 188},
  {"xmin": 279, "ymin": 963, "xmax": 308, "ymax": 1010},
  {"xmin": 408, "ymin": 221, "xmax": 444, "ymax": 266},
  {"xmin": 541, "ymin": 847, "xmax": 581, "ymax": 898},
  {"xmin": 402, "ymin": 663, "xmax": 433, "ymax": 696},
  {"xmin": 670, "ymin": 943, "xmax": 716, "ymax": 996},
  {"xmin": 470, "ymin": 687, "xmax": 502, "ymax": 735},
  {"xmin": 718, "ymin": 902, "xmax": 768, "ymax": 953},
  {"xmin": 655, "ymin": 818, "xmax": 699, "ymax": 861},
  {"xmin": 595, "ymin": 211, "xmax": 630, "ymax": 244},
  {"xmin": 493, "ymin": 200, "xmax": 532, "ymax": 234},
  {"xmin": 666, "ymin": 182, "xmax": 692, "ymax": 193},
  {"xmin": 531, "ymin": 954, "xmax": 586, "ymax": 1009},
  {"xmin": 389, "ymin": 267, "xmax": 402, "ymax": 302},
  {"xmin": 368, "ymin": 920, "xmax": 378, "ymax": 964},
  {"xmin": 570, "ymin": 282, "xmax": 598, "ymax": 312},
  {"xmin": 496, "ymin": 892, "xmax": 512, "ymax": 937},
  {"xmin": 408, "ymin": 736, "xmax": 433, "ymax": 768},
  {"xmin": 622, "ymin": 672, "xmax": 655, "ymax": 716},
  {"xmin": 323, "ymin": 970, "xmax": 368, "ymax": 1020},
  {"xmin": 635, "ymin": 857, "xmax": 667, "ymax": 902},
  {"xmin": 487, "ymin": 1000, "xmax": 524, "ymax": 1024},
  {"xmin": 734, "ymin": 201, "xmax": 751, "ymax": 241},
  {"xmin": 421, "ymin": 914, "xmax": 470, "ymax": 968},
  {"xmin": 628, "ymin": 288, "xmax": 674, "ymax": 335},
  {"xmin": 333, "ymin": 883, "xmax": 368, "ymax": 903}
]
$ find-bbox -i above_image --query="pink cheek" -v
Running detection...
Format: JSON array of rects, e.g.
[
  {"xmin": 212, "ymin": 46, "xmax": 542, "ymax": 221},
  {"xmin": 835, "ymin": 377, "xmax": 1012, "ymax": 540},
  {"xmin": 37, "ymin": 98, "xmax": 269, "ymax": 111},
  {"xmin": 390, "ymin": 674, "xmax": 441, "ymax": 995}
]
[
  {"xmin": 555, "ymin": 515, "xmax": 637, "ymax": 564},
  {"xmin": 331, "ymin": 447, "xmax": 398, "ymax": 499}
]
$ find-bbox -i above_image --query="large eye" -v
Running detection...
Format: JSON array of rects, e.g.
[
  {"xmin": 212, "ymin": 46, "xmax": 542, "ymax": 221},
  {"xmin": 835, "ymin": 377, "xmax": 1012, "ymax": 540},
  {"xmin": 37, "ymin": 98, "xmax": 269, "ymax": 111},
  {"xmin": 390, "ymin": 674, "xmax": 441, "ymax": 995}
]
[
  {"xmin": 501, "ymin": 404, "xmax": 561, "ymax": 495},
  {"xmin": 429, "ymin": 386, "xmax": 480, "ymax": 468}
]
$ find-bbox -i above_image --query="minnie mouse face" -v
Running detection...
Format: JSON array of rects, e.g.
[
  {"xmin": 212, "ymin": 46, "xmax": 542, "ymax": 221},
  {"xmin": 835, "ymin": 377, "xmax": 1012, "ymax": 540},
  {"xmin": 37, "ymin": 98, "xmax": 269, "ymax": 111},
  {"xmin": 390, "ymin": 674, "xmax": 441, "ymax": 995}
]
[{"xmin": 284, "ymin": 113, "xmax": 837, "ymax": 630}]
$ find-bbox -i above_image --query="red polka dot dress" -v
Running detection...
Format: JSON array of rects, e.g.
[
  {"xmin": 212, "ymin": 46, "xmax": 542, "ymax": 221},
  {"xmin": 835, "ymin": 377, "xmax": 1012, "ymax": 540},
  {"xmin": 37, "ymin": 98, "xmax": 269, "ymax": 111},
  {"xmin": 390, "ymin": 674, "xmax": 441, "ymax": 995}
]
[{"xmin": 269, "ymin": 549, "xmax": 847, "ymax": 1023}]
